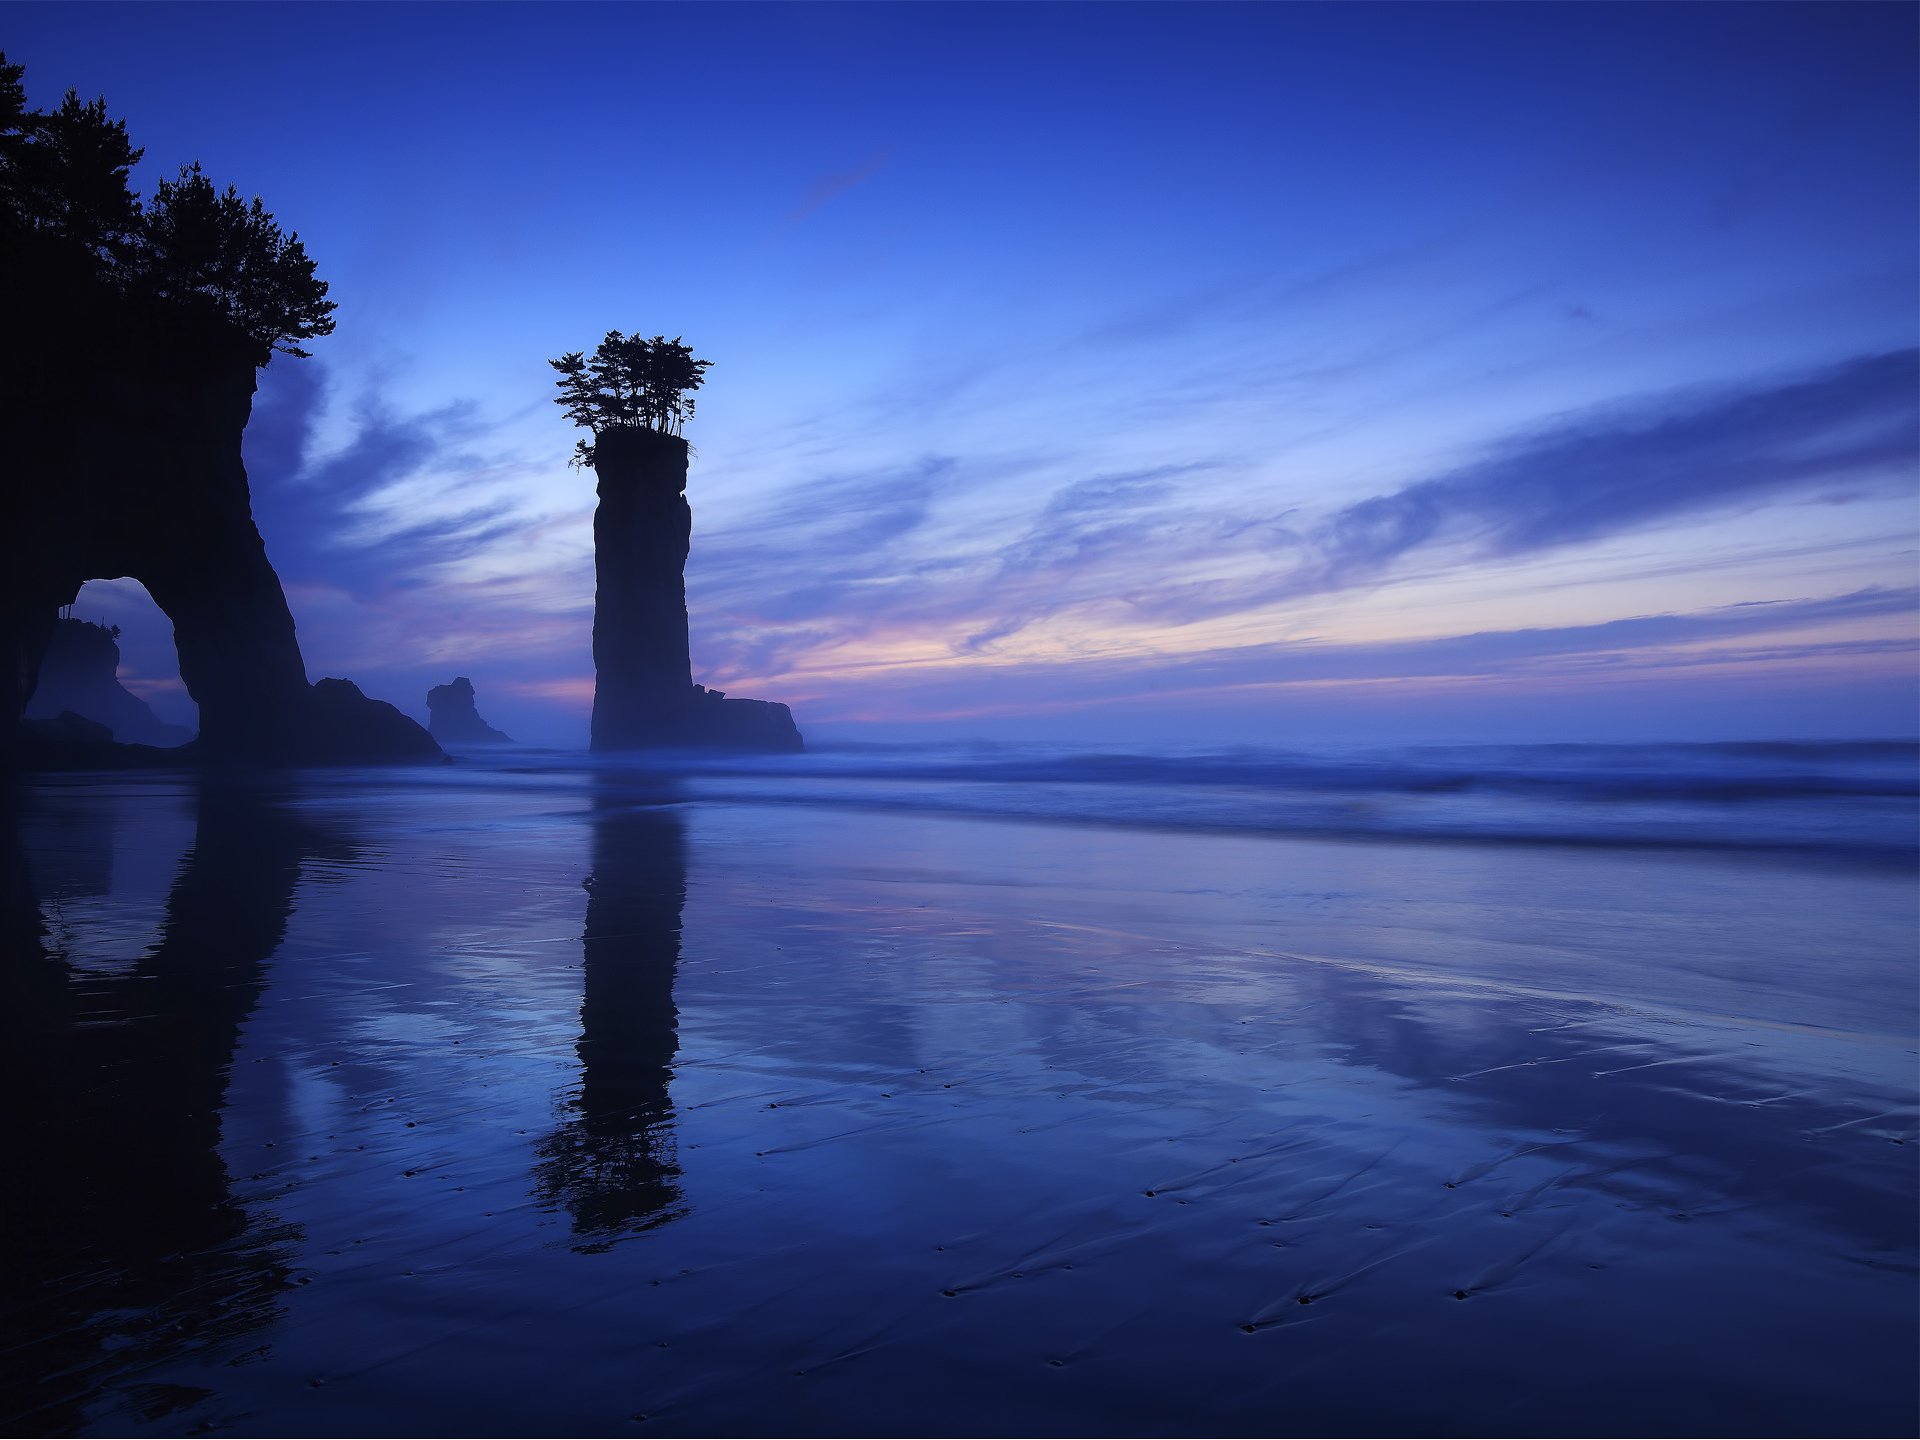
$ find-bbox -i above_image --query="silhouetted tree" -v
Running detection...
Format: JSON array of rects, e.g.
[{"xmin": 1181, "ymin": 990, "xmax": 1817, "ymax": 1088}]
[
  {"xmin": 137, "ymin": 163, "xmax": 334, "ymax": 363},
  {"xmin": 0, "ymin": 54, "xmax": 335, "ymax": 367},
  {"xmin": 0, "ymin": 55, "xmax": 26, "ymax": 170},
  {"xmin": 1, "ymin": 71, "xmax": 142, "ymax": 289},
  {"xmin": 550, "ymin": 331, "xmax": 711, "ymax": 465}
]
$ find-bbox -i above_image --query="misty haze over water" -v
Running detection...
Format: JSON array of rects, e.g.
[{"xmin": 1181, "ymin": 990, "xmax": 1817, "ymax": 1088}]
[{"xmin": 465, "ymin": 737, "xmax": 1920, "ymax": 862}]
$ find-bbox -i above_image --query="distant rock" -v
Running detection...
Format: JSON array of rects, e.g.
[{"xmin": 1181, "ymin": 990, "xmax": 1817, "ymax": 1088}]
[
  {"xmin": 428, "ymin": 676, "xmax": 512, "ymax": 745},
  {"xmin": 688, "ymin": 685, "xmax": 803, "ymax": 753},
  {"xmin": 24, "ymin": 710, "xmax": 112, "ymax": 747},
  {"xmin": 25, "ymin": 619, "xmax": 195, "ymax": 747}
]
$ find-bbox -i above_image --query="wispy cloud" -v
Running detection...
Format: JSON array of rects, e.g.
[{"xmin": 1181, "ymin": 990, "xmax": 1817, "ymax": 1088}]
[
  {"xmin": 220, "ymin": 345, "xmax": 1916, "ymax": 742},
  {"xmin": 787, "ymin": 149, "xmax": 891, "ymax": 226},
  {"xmin": 1331, "ymin": 348, "xmax": 1914, "ymax": 563},
  {"xmin": 774, "ymin": 585, "xmax": 1919, "ymax": 723},
  {"xmin": 232, "ymin": 361, "xmax": 599, "ymax": 725},
  {"xmin": 680, "ymin": 347, "xmax": 1918, "ymax": 694},
  {"xmin": 1135, "ymin": 347, "xmax": 1920, "ymax": 624}
]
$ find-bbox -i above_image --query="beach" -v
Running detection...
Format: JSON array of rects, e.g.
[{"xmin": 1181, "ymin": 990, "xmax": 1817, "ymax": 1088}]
[{"xmin": 3, "ymin": 744, "xmax": 1915, "ymax": 1437}]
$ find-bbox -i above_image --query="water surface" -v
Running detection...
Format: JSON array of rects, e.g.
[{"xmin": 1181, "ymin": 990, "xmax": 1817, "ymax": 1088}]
[{"xmin": 2, "ymin": 743, "xmax": 1914, "ymax": 1435}]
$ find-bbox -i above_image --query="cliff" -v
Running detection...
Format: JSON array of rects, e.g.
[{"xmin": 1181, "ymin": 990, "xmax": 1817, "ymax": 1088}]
[
  {"xmin": 428, "ymin": 676, "xmax": 512, "ymax": 745},
  {"xmin": 25, "ymin": 619, "xmax": 194, "ymax": 747},
  {"xmin": 1, "ymin": 333, "xmax": 441, "ymax": 767},
  {"xmin": 589, "ymin": 428, "xmax": 802, "ymax": 754}
]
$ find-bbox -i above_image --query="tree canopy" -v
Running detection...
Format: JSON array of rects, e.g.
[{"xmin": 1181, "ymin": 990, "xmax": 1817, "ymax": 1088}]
[
  {"xmin": 550, "ymin": 332, "xmax": 711, "ymax": 466},
  {"xmin": 138, "ymin": 163, "xmax": 334, "ymax": 359},
  {"xmin": 0, "ymin": 54, "xmax": 335, "ymax": 368}
]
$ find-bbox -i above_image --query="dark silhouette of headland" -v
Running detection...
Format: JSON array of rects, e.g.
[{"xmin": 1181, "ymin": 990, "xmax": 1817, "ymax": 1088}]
[
  {"xmin": 0, "ymin": 58, "xmax": 438, "ymax": 769},
  {"xmin": 427, "ymin": 675, "xmax": 512, "ymax": 745},
  {"xmin": 4, "ymin": 57, "xmax": 798, "ymax": 767},
  {"xmin": 552, "ymin": 334, "xmax": 802, "ymax": 753}
]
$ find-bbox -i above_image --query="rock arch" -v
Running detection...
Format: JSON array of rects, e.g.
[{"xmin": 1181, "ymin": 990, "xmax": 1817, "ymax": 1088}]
[{"xmin": 3, "ymin": 355, "xmax": 435, "ymax": 765}]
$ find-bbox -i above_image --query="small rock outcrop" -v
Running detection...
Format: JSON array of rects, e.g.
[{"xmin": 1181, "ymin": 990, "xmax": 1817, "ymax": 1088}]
[
  {"xmin": 25, "ymin": 618, "xmax": 194, "ymax": 747},
  {"xmin": 688, "ymin": 685, "xmax": 804, "ymax": 753},
  {"xmin": 427, "ymin": 676, "xmax": 512, "ymax": 745},
  {"xmin": 15, "ymin": 711, "xmax": 181, "ymax": 770},
  {"xmin": 302, "ymin": 679, "xmax": 445, "ymax": 764},
  {"xmin": 590, "ymin": 428, "xmax": 802, "ymax": 754}
]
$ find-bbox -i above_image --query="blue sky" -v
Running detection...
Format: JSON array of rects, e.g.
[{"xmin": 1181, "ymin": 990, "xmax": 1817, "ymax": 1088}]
[{"xmin": 14, "ymin": 1, "xmax": 1917, "ymax": 744}]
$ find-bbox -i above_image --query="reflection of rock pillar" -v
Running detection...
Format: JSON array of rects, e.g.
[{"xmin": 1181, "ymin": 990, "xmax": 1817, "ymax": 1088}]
[
  {"xmin": 535, "ymin": 794, "xmax": 686, "ymax": 1239},
  {"xmin": 580, "ymin": 802, "xmax": 684, "ymax": 1134},
  {"xmin": 590, "ymin": 428, "xmax": 692, "ymax": 752}
]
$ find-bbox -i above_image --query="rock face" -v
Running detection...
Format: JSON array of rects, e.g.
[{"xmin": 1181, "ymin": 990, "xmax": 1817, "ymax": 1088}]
[
  {"xmin": 428, "ymin": 676, "xmax": 512, "ymax": 745},
  {"xmin": 589, "ymin": 428, "xmax": 802, "ymax": 753},
  {"xmin": 14, "ymin": 711, "xmax": 183, "ymax": 771},
  {"xmin": 1, "ymin": 344, "xmax": 441, "ymax": 766},
  {"xmin": 303, "ymin": 679, "xmax": 444, "ymax": 764},
  {"xmin": 25, "ymin": 618, "xmax": 195, "ymax": 747},
  {"xmin": 591, "ymin": 429, "xmax": 696, "ymax": 750},
  {"xmin": 688, "ymin": 686, "xmax": 804, "ymax": 752}
]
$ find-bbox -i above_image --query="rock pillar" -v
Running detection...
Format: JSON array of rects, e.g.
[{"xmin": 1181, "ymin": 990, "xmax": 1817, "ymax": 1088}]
[{"xmin": 590, "ymin": 428, "xmax": 694, "ymax": 751}]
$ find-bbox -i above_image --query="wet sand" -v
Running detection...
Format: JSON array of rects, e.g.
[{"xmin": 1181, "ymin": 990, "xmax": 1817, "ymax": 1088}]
[{"xmin": 2, "ymin": 765, "xmax": 1914, "ymax": 1436}]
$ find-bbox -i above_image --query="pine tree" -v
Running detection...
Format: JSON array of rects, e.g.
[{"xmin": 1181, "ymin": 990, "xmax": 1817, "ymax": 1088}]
[
  {"xmin": 139, "ymin": 163, "xmax": 335, "ymax": 363},
  {"xmin": 549, "ymin": 331, "xmax": 711, "ymax": 466},
  {"xmin": 2, "ymin": 55, "xmax": 334, "ymax": 368}
]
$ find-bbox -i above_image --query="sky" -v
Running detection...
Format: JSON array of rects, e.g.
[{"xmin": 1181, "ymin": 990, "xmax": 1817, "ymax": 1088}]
[{"xmin": 12, "ymin": 1, "xmax": 1918, "ymax": 746}]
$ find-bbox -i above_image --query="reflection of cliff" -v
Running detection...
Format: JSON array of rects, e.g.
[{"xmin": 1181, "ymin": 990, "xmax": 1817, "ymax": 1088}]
[
  {"xmin": 25, "ymin": 617, "xmax": 195, "ymax": 746},
  {"xmin": 0, "ymin": 786, "xmax": 338, "ymax": 1430},
  {"xmin": 534, "ymin": 792, "xmax": 688, "ymax": 1244},
  {"xmin": 589, "ymin": 428, "xmax": 802, "ymax": 753}
]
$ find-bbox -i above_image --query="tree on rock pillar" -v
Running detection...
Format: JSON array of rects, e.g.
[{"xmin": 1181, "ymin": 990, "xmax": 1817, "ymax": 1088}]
[
  {"xmin": 551, "ymin": 334, "xmax": 803, "ymax": 754},
  {"xmin": 551, "ymin": 334, "xmax": 711, "ymax": 752}
]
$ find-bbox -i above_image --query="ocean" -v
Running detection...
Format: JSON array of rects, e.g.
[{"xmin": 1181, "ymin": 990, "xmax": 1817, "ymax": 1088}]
[{"xmin": 3, "ymin": 740, "xmax": 1914, "ymax": 1435}]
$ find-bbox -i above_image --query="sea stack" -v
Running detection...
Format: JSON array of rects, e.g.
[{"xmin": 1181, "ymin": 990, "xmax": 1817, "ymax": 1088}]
[
  {"xmin": 553, "ymin": 330, "xmax": 800, "ymax": 753},
  {"xmin": 428, "ymin": 676, "xmax": 512, "ymax": 745},
  {"xmin": 588, "ymin": 430, "xmax": 802, "ymax": 753},
  {"xmin": 590, "ymin": 428, "xmax": 697, "ymax": 750}
]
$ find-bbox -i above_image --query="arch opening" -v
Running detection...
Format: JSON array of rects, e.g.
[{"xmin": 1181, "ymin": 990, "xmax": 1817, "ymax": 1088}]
[{"xmin": 24, "ymin": 580, "xmax": 197, "ymax": 748}]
